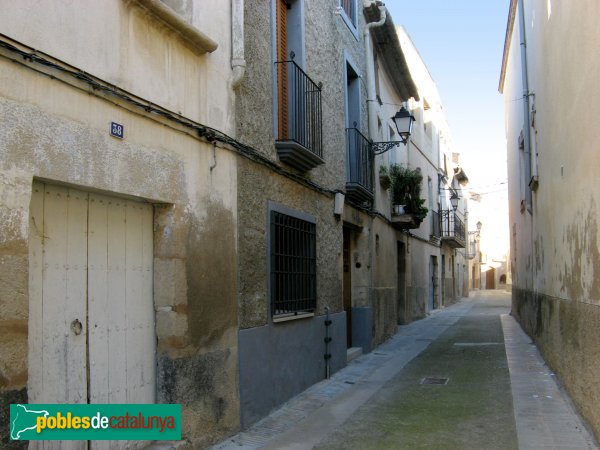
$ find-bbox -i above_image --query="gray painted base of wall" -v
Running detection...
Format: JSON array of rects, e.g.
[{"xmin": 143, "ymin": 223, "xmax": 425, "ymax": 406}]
[
  {"xmin": 512, "ymin": 287, "xmax": 600, "ymax": 442},
  {"xmin": 351, "ymin": 307, "xmax": 373, "ymax": 353},
  {"xmin": 238, "ymin": 311, "xmax": 346, "ymax": 428}
]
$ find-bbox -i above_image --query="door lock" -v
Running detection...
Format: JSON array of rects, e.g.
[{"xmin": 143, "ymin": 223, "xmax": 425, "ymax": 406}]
[{"xmin": 71, "ymin": 319, "xmax": 83, "ymax": 336}]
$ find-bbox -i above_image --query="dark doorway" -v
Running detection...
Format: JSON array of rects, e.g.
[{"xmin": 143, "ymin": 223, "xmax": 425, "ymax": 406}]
[
  {"xmin": 429, "ymin": 256, "xmax": 438, "ymax": 312},
  {"xmin": 397, "ymin": 241, "xmax": 407, "ymax": 324},
  {"xmin": 440, "ymin": 254, "xmax": 445, "ymax": 307},
  {"xmin": 486, "ymin": 267, "xmax": 496, "ymax": 289},
  {"xmin": 343, "ymin": 227, "xmax": 352, "ymax": 348}
]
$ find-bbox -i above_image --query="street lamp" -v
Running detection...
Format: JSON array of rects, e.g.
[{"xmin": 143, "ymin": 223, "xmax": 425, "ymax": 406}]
[
  {"xmin": 392, "ymin": 106, "xmax": 416, "ymax": 144},
  {"xmin": 450, "ymin": 192, "xmax": 460, "ymax": 211},
  {"xmin": 372, "ymin": 106, "xmax": 416, "ymax": 155}
]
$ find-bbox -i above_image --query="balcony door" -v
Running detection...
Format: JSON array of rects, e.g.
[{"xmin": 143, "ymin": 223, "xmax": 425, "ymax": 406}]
[
  {"xmin": 346, "ymin": 61, "xmax": 362, "ymax": 183},
  {"xmin": 276, "ymin": 0, "xmax": 304, "ymax": 140}
]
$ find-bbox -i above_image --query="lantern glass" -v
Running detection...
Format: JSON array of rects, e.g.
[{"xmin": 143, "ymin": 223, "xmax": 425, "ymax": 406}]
[
  {"xmin": 450, "ymin": 193, "xmax": 459, "ymax": 211},
  {"xmin": 392, "ymin": 106, "xmax": 415, "ymax": 141}
]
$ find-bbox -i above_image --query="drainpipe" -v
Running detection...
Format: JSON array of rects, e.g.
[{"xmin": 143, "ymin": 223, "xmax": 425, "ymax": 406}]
[
  {"xmin": 363, "ymin": 1, "xmax": 386, "ymax": 350},
  {"xmin": 363, "ymin": 1, "xmax": 386, "ymax": 141},
  {"xmin": 518, "ymin": 0, "xmax": 538, "ymax": 290},
  {"xmin": 324, "ymin": 306, "xmax": 332, "ymax": 379},
  {"xmin": 518, "ymin": 0, "xmax": 537, "ymax": 184},
  {"xmin": 231, "ymin": 0, "xmax": 246, "ymax": 89}
]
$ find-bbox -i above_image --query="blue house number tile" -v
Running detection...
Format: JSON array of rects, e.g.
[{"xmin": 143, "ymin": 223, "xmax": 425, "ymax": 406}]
[{"xmin": 110, "ymin": 122, "xmax": 124, "ymax": 139}]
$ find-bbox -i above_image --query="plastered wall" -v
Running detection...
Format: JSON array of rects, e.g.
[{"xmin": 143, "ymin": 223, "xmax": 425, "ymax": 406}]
[
  {"xmin": 503, "ymin": 0, "xmax": 600, "ymax": 440},
  {"xmin": 0, "ymin": 1, "xmax": 241, "ymax": 447}
]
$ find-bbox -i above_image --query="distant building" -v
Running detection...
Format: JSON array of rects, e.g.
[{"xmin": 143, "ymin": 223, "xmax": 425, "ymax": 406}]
[
  {"xmin": 466, "ymin": 191, "xmax": 510, "ymax": 292},
  {"xmin": 395, "ymin": 26, "xmax": 469, "ymax": 320},
  {"xmin": 500, "ymin": 0, "xmax": 600, "ymax": 440}
]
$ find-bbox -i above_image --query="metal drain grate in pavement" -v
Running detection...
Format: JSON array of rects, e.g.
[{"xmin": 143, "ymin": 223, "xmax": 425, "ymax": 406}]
[{"xmin": 420, "ymin": 377, "xmax": 449, "ymax": 385}]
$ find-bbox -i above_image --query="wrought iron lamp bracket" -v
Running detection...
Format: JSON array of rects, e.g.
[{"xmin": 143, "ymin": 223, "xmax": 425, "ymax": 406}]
[{"xmin": 372, "ymin": 139, "xmax": 406, "ymax": 155}]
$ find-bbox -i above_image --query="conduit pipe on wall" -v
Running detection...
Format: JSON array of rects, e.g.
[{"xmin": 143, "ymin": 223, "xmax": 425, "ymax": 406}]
[
  {"xmin": 518, "ymin": 0, "xmax": 538, "ymax": 292},
  {"xmin": 518, "ymin": 0, "xmax": 537, "ymax": 184},
  {"xmin": 231, "ymin": 0, "xmax": 246, "ymax": 89},
  {"xmin": 363, "ymin": 1, "xmax": 386, "ymax": 348},
  {"xmin": 363, "ymin": 1, "xmax": 387, "ymax": 141}
]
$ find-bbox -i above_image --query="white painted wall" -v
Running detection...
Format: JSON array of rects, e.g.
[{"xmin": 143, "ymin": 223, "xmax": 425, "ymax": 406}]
[{"xmin": 0, "ymin": 0, "xmax": 233, "ymax": 133}]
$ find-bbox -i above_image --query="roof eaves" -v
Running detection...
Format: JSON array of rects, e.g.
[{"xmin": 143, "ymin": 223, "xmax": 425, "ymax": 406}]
[
  {"xmin": 365, "ymin": 5, "xmax": 420, "ymax": 102},
  {"xmin": 499, "ymin": 0, "xmax": 518, "ymax": 93}
]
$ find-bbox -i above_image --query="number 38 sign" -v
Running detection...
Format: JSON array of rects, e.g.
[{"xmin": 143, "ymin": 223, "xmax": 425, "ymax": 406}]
[{"xmin": 110, "ymin": 122, "xmax": 124, "ymax": 139}]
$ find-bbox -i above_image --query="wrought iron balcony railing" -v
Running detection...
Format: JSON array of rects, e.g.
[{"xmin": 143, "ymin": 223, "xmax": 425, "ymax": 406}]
[
  {"xmin": 345, "ymin": 127, "xmax": 374, "ymax": 203},
  {"xmin": 440, "ymin": 210, "xmax": 466, "ymax": 248},
  {"xmin": 275, "ymin": 60, "xmax": 323, "ymax": 171}
]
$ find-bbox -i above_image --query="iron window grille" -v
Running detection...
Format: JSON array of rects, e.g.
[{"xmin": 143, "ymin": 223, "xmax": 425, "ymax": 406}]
[{"xmin": 270, "ymin": 211, "xmax": 317, "ymax": 317}]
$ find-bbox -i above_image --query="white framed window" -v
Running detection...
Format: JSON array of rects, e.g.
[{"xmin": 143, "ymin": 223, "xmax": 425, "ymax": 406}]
[{"xmin": 339, "ymin": 0, "xmax": 358, "ymax": 37}]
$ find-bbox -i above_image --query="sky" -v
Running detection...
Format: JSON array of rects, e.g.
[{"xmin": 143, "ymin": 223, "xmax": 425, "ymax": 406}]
[
  {"xmin": 385, "ymin": 0, "xmax": 511, "ymax": 257},
  {"xmin": 386, "ymin": 0, "xmax": 510, "ymax": 191}
]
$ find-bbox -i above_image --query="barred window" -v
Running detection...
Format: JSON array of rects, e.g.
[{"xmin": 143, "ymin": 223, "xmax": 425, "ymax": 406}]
[{"xmin": 270, "ymin": 210, "xmax": 316, "ymax": 317}]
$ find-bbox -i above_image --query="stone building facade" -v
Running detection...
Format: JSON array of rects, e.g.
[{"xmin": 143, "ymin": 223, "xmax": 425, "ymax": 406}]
[
  {"xmin": 233, "ymin": 0, "xmax": 419, "ymax": 426},
  {"xmin": 500, "ymin": 0, "xmax": 600, "ymax": 440},
  {"xmin": 394, "ymin": 26, "xmax": 469, "ymax": 321}
]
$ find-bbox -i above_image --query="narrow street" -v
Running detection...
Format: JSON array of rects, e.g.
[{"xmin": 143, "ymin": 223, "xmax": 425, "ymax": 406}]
[{"xmin": 214, "ymin": 291, "xmax": 598, "ymax": 450}]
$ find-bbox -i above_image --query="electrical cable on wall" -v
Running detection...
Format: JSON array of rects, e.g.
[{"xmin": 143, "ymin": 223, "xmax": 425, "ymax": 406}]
[{"xmin": 0, "ymin": 35, "xmax": 341, "ymax": 199}]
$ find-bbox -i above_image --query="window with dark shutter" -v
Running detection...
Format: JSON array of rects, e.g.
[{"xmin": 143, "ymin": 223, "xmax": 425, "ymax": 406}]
[
  {"xmin": 276, "ymin": 0, "xmax": 289, "ymax": 140},
  {"xmin": 340, "ymin": 0, "xmax": 356, "ymax": 27}
]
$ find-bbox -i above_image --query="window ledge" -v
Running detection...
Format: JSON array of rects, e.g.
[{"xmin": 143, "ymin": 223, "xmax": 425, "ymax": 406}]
[
  {"xmin": 128, "ymin": 0, "xmax": 218, "ymax": 54},
  {"xmin": 272, "ymin": 312, "xmax": 315, "ymax": 323}
]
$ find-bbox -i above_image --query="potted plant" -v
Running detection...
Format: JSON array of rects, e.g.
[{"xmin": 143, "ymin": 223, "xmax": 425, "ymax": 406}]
[{"xmin": 388, "ymin": 164, "xmax": 429, "ymax": 225}]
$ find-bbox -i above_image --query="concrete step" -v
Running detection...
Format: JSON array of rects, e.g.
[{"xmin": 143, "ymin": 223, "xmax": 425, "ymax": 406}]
[{"xmin": 346, "ymin": 346, "xmax": 363, "ymax": 363}]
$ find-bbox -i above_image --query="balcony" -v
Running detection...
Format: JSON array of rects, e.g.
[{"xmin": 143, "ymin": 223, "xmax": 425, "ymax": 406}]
[
  {"xmin": 440, "ymin": 210, "xmax": 466, "ymax": 248},
  {"xmin": 345, "ymin": 128, "xmax": 374, "ymax": 204},
  {"xmin": 391, "ymin": 211, "xmax": 420, "ymax": 230},
  {"xmin": 275, "ymin": 60, "xmax": 323, "ymax": 171}
]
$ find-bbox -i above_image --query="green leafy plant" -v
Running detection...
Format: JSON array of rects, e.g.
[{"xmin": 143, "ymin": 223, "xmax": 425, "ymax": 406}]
[
  {"xmin": 388, "ymin": 164, "xmax": 429, "ymax": 221},
  {"xmin": 379, "ymin": 165, "xmax": 391, "ymax": 190}
]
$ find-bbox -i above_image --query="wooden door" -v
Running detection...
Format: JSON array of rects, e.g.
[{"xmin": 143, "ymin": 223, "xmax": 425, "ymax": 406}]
[
  {"xmin": 276, "ymin": 0, "xmax": 289, "ymax": 139},
  {"xmin": 28, "ymin": 182, "xmax": 155, "ymax": 450},
  {"xmin": 28, "ymin": 183, "xmax": 88, "ymax": 450},
  {"xmin": 343, "ymin": 227, "xmax": 352, "ymax": 348}
]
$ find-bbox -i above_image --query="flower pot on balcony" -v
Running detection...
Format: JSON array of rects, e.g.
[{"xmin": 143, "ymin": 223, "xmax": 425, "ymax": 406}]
[{"xmin": 393, "ymin": 204, "xmax": 405, "ymax": 215}]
